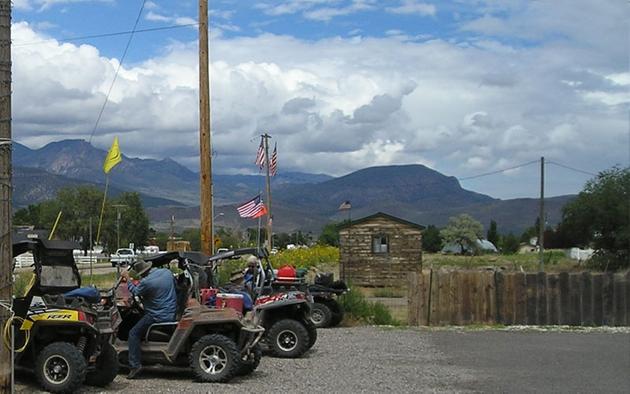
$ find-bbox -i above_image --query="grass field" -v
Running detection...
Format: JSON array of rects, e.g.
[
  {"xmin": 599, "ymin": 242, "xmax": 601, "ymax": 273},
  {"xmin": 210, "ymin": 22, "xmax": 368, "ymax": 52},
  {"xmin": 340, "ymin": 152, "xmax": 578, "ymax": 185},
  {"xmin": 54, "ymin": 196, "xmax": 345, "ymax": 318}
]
[{"xmin": 423, "ymin": 250, "xmax": 580, "ymax": 272}]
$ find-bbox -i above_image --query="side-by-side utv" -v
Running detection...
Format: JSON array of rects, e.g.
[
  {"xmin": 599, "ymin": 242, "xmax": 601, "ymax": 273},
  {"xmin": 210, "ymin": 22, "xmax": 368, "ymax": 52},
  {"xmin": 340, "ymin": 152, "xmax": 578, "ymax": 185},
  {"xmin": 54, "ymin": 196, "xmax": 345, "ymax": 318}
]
[
  {"xmin": 10, "ymin": 238, "xmax": 120, "ymax": 393},
  {"xmin": 111, "ymin": 252, "xmax": 264, "ymax": 383}
]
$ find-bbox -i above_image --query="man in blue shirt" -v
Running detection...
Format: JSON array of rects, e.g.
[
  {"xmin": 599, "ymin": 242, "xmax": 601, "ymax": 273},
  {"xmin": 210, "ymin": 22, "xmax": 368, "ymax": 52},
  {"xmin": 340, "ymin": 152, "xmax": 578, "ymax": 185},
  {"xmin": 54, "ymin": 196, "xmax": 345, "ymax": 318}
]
[{"xmin": 121, "ymin": 260, "xmax": 177, "ymax": 379}]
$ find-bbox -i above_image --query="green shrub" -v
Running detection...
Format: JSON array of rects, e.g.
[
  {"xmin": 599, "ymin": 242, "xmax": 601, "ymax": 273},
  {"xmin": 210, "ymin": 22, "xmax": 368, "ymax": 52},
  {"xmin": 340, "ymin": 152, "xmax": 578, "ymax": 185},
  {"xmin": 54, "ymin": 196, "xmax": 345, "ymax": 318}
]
[{"xmin": 338, "ymin": 288, "xmax": 399, "ymax": 326}]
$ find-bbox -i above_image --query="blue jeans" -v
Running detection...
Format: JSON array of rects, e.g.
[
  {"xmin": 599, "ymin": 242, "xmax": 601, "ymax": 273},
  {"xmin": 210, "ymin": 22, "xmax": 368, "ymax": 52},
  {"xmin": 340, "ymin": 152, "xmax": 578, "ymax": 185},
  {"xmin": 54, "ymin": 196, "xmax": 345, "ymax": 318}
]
[{"xmin": 128, "ymin": 314, "xmax": 156, "ymax": 369}]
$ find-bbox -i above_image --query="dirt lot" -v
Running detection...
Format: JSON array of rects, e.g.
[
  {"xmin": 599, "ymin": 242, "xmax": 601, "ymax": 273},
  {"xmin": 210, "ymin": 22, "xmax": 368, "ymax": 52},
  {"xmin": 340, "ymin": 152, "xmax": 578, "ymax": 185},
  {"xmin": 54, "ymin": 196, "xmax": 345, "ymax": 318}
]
[{"xmin": 15, "ymin": 326, "xmax": 630, "ymax": 393}]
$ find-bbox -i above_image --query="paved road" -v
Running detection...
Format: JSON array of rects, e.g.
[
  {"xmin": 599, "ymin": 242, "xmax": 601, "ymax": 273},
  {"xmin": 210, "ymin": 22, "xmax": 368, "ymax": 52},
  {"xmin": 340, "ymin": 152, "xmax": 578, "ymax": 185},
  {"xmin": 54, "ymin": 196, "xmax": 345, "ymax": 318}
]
[
  {"xmin": 425, "ymin": 328, "xmax": 630, "ymax": 393},
  {"xmin": 15, "ymin": 326, "xmax": 630, "ymax": 393}
]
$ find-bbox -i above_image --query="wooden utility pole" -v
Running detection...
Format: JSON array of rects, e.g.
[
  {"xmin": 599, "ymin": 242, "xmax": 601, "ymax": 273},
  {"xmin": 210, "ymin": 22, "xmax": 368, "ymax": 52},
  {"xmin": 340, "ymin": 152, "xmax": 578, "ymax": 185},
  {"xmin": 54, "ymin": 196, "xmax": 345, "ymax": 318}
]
[
  {"xmin": 539, "ymin": 156, "xmax": 545, "ymax": 271},
  {"xmin": 199, "ymin": 0, "xmax": 213, "ymax": 256},
  {"xmin": 0, "ymin": 1, "xmax": 11, "ymax": 391},
  {"xmin": 262, "ymin": 133, "xmax": 273, "ymax": 249}
]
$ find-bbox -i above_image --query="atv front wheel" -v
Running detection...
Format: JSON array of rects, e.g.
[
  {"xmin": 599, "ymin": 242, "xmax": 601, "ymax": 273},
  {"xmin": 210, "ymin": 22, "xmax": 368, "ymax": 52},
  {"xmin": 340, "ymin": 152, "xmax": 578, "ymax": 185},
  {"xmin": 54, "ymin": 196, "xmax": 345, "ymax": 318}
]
[
  {"xmin": 85, "ymin": 342, "xmax": 119, "ymax": 387},
  {"xmin": 310, "ymin": 302, "xmax": 332, "ymax": 328},
  {"xmin": 190, "ymin": 334, "xmax": 239, "ymax": 383},
  {"xmin": 35, "ymin": 342, "xmax": 87, "ymax": 394},
  {"xmin": 305, "ymin": 319, "xmax": 317, "ymax": 349},
  {"xmin": 327, "ymin": 300, "xmax": 345, "ymax": 327},
  {"xmin": 236, "ymin": 344, "xmax": 262, "ymax": 376},
  {"xmin": 267, "ymin": 319, "xmax": 309, "ymax": 358}
]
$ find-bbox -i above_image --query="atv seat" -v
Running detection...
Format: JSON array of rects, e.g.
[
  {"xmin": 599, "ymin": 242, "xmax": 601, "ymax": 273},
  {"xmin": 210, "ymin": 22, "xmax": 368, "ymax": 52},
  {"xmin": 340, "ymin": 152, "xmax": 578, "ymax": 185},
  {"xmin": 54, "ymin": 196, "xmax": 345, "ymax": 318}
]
[{"xmin": 145, "ymin": 321, "xmax": 178, "ymax": 342}]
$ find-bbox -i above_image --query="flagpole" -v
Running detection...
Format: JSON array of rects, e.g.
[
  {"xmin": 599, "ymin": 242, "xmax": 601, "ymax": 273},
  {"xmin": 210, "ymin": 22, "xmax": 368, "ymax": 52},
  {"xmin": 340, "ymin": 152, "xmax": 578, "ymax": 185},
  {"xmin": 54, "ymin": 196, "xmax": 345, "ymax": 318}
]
[
  {"xmin": 262, "ymin": 133, "xmax": 273, "ymax": 250},
  {"xmin": 256, "ymin": 215, "xmax": 261, "ymax": 251},
  {"xmin": 96, "ymin": 175, "xmax": 109, "ymax": 245}
]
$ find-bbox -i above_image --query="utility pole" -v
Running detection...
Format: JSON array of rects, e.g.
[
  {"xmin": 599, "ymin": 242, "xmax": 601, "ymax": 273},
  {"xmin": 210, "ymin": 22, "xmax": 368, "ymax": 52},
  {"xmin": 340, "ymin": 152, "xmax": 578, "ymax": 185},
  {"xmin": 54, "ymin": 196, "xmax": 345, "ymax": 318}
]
[
  {"xmin": 539, "ymin": 156, "xmax": 545, "ymax": 272},
  {"xmin": 262, "ymin": 133, "xmax": 273, "ymax": 250},
  {"xmin": 112, "ymin": 204, "xmax": 127, "ymax": 250},
  {"xmin": 199, "ymin": 0, "xmax": 213, "ymax": 256},
  {"xmin": 0, "ymin": 1, "xmax": 11, "ymax": 392}
]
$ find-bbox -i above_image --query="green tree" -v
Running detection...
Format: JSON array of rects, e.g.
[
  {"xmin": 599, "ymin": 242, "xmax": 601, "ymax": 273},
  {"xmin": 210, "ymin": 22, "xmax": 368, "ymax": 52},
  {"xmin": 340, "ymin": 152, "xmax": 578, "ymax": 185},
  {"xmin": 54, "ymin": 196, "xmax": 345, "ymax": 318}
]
[
  {"xmin": 110, "ymin": 192, "xmax": 150, "ymax": 250},
  {"xmin": 274, "ymin": 232, "xmax": 291, "ymax": 249},
  {"xmin": 215, "ymin": 227, "xmax": 244, "ymax": 249},
  {"xmin": 181, "ymin": 228, "xmax": 201, "ymax": 251},
  {"xmin": 318, "ymin": 222, "xmax": 340, "ymax": 247},
  {"xmin": 487, "ymin": 220, "xmax": 499, "ymax": 246},
  {"xmin": 561, "ymin": 167, "xmax": 630, "ymax": 270},
  {"xmin": 500, "ymin": 233, "xmax": 520, "ymax": 254},
  {"xmin": 13, "ymin": 200, "xmax": 60, "ymax": 229},
  {"xmin": 422, "ymin": 225, "xmax": 443, "ymax": 253},
  {"xmin": 55, "ymin": 186, "xmax": 110, "ymax": 251},
  {"xmin": 440, "ymin": 214, "xmax": 483, "ymax": 255}
]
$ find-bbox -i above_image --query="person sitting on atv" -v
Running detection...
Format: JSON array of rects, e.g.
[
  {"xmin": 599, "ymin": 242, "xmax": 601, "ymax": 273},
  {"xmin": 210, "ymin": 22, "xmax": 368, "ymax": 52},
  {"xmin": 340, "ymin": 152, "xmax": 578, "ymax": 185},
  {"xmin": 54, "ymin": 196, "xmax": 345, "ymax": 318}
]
[
  {"xmin": 121, "ymin": 260, "xmax": 177, "ymax": 379},
  {"xmin": 243, "ymin": 255, "xmax": 259, "ymax": 291}
]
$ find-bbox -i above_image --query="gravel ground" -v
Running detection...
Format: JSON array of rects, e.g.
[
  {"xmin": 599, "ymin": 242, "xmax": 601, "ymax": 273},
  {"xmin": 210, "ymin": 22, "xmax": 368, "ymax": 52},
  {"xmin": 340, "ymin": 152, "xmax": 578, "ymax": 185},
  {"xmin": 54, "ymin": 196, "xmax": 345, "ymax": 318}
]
[
  {"xmin": 15, "ymin": 326, "xmax": 629, "ymax": 393},
  {"xmin": 15, "ymin": 326, "xmax": 476, "ymax": 394}
]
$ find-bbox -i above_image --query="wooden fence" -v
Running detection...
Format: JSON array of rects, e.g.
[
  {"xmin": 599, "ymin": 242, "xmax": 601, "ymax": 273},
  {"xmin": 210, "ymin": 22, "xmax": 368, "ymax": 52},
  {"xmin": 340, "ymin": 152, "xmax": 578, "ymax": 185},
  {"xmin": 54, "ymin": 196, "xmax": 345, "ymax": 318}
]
[{"xmin": 408, "ymin": 270, "xmax": 629, "ymax": 326}]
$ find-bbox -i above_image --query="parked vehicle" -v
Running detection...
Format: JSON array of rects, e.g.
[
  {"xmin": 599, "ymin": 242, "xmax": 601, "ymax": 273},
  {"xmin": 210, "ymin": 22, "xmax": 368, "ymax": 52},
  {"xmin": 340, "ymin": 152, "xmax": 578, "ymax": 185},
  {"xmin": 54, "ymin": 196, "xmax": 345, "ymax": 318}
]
[
  {"xmin": 307, "ymin": 272, "xmax": 349, "ymax": 328},
  {"xmin": 9, "ymin": 238, "xmax": 120, "ymax": 393},
  {"xmin": 110, "ymin": 248, "xmax": 136, "ymax": 267},
  {"xmin": 112, "ymin": 252, "xmax": 264, "ymax": 383},
  {"xmin": 207, "ymin": 248, "xmax": 316, "ymax": 358}
]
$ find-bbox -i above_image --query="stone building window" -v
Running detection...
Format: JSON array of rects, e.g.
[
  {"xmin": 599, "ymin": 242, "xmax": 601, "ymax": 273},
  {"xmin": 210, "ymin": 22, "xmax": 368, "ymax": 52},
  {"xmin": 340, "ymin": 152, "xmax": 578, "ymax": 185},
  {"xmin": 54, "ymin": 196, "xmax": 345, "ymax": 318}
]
[{"xmin": 372, "ymin": 234, "xmax": 388, "ymax": 254}]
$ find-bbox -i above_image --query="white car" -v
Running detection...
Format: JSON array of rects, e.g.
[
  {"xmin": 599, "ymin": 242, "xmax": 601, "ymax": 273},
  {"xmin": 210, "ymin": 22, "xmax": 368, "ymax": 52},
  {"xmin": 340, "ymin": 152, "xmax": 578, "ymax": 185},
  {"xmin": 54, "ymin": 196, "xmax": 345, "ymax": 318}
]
[{"xmin": 110, "ymin": 248, "xmax": 136, "ymax": 267}]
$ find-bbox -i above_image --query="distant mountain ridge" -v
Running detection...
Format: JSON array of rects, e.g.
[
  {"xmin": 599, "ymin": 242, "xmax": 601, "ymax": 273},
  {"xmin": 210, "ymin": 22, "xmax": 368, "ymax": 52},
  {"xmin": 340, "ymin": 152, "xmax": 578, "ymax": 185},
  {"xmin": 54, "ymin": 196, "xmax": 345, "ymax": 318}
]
[
  {"xmin": 12, "ymin": 139, "xmax": 575, "ymax": 234},
  {"xmin": 12, "ymin": 139, "xmax": 332, "ymax": 206}
]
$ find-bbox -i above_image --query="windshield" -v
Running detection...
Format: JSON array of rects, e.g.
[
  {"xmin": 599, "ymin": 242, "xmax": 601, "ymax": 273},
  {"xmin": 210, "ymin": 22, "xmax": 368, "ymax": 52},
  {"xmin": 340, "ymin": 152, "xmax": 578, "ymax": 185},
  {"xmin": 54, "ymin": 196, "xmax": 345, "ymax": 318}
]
[
  {"xmin": 40, "ymin": 265, "xmax": 80, "ymax": 288},
  {"xmin": 118, "ymin": 249, "xmax": 133, "ymax": 255}
]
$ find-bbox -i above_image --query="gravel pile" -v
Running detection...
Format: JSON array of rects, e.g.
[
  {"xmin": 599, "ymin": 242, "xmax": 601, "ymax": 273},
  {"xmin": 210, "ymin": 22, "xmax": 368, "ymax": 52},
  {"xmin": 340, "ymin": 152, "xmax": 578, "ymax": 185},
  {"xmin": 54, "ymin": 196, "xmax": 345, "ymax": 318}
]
[{"xmin": 16, "ymin": 326, "xmax": 477, "ymax": 393}]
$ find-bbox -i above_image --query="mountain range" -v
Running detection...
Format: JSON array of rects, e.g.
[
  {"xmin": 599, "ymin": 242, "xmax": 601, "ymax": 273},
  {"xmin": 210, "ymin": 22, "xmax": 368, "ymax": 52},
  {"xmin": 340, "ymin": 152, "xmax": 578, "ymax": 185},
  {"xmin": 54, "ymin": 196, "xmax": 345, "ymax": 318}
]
[{"xmin": 12, "ymin": 139, "xmax": 574, "ymax": 235}]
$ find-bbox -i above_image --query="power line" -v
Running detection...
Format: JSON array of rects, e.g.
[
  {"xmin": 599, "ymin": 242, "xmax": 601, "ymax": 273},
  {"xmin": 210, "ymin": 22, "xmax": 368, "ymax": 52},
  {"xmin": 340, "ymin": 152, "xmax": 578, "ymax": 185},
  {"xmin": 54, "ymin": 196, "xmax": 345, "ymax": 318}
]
[
  {"xmin": 88, "ymin": 0, "xmax": 147, "ymax": 145},
  {"xmin": 457, "ymin": 159, "xmax": 539, "ymax": 181},
  {"xmin": 546, "ymin": 161, "xmax": 597, "ymax": 177},
  {"xmin": 12, "ymin": 23, "xmax": 198, "ymax": 47}
]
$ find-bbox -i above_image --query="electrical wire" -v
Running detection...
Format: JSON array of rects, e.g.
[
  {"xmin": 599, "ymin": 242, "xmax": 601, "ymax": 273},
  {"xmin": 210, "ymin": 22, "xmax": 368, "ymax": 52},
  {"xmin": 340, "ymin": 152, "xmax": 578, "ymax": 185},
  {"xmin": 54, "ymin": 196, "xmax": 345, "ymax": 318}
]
[
  {"xmin": 12, "ymin": 23, "xmax": 199, "ymax": 47},
  {"xmin": 546, "ymin": 161, "xmax": 597, "ymax": 177},
  {"xmin": 457, "ymin": 159, "xmax": 539, "ymax": 181},
  {"xmin": 87, "ymin": 0, "xmax": 148, "ymax": 145}
]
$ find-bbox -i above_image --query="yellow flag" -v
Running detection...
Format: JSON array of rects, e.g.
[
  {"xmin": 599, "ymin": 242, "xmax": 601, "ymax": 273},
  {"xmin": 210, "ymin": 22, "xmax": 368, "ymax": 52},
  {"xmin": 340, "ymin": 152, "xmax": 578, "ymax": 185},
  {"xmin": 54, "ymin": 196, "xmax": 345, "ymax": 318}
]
[{"xmin": 103, "ymin": 136, "xmax": 122, "ymax": 174}]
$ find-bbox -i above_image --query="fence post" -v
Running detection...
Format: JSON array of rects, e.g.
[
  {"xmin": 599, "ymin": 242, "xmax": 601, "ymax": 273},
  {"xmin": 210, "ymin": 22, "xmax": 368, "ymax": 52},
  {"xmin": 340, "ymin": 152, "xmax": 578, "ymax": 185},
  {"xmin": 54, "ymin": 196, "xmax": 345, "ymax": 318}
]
[
  {"xmin": 536, "ymin": 272, "xmax": 547, "ymax": 325},
  {"xmin": 581, "ymin": 272, "xmax": 594, "ymax": 326},
  {"xmin": 613, "ymin": 273, "xmax": 627, "ymax": 326},
  {"xmin": 408, "ymin": 272, "xmax": 420, "ymax": 326},
  {"xmin": 602, "ymin": 272, "xmax": 614, "ymax": 326},
  {"xmin": 495, "ymin": 271, "xmax": 504, "ymax": 324}
]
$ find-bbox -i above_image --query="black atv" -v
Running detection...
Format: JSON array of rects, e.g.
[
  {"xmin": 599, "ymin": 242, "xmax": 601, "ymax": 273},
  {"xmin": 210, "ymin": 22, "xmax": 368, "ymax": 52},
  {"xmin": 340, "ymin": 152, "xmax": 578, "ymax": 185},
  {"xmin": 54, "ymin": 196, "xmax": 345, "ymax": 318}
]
[
  {"xmin": 308, "ymin": 272, "xmax": 349, "ymax": 328},
  {"xmin": 11, "ymin": 238, "xmax": 120, "ymax": 393}
]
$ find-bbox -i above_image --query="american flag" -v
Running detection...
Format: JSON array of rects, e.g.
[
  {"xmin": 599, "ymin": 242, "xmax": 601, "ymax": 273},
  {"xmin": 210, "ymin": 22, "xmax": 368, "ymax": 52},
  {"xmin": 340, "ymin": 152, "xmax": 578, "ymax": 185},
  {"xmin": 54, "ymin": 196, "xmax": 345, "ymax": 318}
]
[
  {"xmin": 237, "ymin": 195, "xmax": 267, "ymax": 218},
  {"xmin": 270, "ymin": 143, "xmax": 278, "ymax": 176},
  {"xmin": 255, "ymin": 138, "xmax": 265, "ymax": 169}
]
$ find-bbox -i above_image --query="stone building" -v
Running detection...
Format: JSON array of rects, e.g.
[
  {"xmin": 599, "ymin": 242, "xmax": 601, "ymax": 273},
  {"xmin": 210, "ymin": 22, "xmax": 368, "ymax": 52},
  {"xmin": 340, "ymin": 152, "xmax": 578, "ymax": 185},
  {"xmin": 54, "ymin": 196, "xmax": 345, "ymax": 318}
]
[{"xmin": 338, "ymin": 212, "xmax": 424, "ymax": 287}]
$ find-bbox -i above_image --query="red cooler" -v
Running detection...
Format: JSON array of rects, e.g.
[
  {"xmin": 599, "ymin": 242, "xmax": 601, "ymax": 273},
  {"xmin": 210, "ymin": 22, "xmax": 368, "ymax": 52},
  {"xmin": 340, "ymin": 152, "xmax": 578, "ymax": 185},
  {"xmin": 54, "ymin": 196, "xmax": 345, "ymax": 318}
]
[
  {"xmin": 200, "ymin": 288, "xmax": 217, "ymax": 306},
  {"xmin": 216, "ymin": 293, "xmax": 244, "ymax": 313}
]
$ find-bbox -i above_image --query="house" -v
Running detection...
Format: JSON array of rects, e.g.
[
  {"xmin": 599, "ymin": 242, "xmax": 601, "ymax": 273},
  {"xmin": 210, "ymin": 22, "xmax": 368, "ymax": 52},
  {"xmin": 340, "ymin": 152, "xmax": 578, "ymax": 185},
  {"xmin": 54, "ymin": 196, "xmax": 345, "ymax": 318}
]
[{"xmin": 338, "ymin": 212, "xmax": 424, "ymax": 287}]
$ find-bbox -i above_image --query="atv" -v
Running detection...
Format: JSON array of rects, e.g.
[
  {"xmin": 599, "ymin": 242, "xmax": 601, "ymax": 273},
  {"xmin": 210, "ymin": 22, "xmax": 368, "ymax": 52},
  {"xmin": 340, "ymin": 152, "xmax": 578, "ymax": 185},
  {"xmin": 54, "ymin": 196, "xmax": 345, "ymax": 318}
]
[
  {"xmin": 308, "ymin": 273, "xmax": 349, "ymax": 329},
  {"xmin": 207, "ymin": 248, "xmax": 317, "ymax": 359},
  {"xmin": 10, "ymin": 238, "xmax": 120, "ymax": 393},
  {"xmin": 112, "ymin": 251, "xmax": 264, "ymax": 383}
]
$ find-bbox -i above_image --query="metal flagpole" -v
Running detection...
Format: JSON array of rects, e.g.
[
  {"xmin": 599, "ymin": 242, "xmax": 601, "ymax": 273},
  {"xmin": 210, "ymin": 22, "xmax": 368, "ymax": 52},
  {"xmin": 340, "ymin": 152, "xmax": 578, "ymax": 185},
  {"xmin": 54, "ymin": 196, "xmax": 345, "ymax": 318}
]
[
  {"xmin": 89, "ymin": 217, "xmax": 93, "ymax": 285},
  {"xmin": 262, "ymin": 133, "xmax": 273, "ymax": 250},
  {"xmin": 256, "ymin": 215, "xmax": 262, "ymax": 251}
]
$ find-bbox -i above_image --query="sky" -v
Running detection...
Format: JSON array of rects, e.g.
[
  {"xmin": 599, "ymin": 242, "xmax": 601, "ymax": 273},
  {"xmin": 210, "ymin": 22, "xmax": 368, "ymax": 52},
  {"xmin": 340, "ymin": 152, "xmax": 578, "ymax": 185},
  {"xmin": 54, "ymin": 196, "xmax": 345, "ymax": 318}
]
[{"xmin": 10, "ymin": 0, "xmax": 630, "ymax": 199}]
